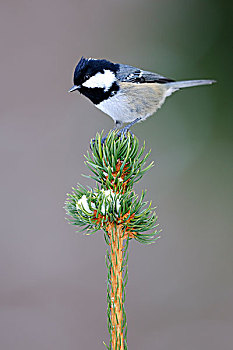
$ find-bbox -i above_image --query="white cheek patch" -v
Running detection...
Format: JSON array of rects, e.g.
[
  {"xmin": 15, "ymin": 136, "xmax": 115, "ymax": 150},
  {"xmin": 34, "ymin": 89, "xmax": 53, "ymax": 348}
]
[{"xmin": 83, "ymin": 69, "xmax": 116, "ymax": 91}]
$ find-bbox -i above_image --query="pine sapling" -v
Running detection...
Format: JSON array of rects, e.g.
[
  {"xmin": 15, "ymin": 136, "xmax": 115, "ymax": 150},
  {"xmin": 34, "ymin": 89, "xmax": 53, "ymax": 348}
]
[{"xmin": 65, "ymin": 131, "xmax": 160, "ymax": 349}]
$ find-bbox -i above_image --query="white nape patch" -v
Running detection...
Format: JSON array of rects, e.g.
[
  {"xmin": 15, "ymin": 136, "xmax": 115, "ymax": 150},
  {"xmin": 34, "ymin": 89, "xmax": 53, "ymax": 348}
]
[{"xmin": 83, "ymin": 69, "xmax": 116, "ymax": 92}]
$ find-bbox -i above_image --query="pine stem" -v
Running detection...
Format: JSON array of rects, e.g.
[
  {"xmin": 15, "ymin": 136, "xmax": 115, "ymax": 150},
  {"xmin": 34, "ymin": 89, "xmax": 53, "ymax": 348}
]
[{"xmin": 106, "ymin": 223, "xmax": 127, "ymax": 350}]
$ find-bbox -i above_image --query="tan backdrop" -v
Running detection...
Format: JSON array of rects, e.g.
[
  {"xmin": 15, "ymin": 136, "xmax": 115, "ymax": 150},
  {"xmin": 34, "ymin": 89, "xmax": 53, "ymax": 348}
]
[{"xmin": 0, "ymin": 0, "xmax": 233, "ymax": 349}]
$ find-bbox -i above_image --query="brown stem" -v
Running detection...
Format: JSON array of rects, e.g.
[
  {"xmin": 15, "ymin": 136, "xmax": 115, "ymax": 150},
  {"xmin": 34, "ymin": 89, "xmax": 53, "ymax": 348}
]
[{"xmin": 107, "ymin": 223, "xmax": 125, "ymax": 350}]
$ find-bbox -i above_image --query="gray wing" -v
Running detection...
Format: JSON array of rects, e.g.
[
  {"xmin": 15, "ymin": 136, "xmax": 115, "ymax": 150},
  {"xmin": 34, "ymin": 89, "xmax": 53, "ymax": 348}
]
[{"xmin": 116, "ymin": 64, "xmax": 175, "ymax": 84}]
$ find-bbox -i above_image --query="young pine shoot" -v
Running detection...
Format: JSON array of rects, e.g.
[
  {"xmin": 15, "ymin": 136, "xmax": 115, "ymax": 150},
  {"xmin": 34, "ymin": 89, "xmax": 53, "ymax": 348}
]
[{"xmin": 65, "ymin": 131, "xmax": 160, "ymax": 350}]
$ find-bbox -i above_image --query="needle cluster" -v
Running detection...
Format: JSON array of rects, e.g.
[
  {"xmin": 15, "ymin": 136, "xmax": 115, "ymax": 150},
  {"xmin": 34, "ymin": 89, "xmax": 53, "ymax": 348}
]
[{"xmin": 65, "ymin": 131, "xmax": 160, "ymax": 244}]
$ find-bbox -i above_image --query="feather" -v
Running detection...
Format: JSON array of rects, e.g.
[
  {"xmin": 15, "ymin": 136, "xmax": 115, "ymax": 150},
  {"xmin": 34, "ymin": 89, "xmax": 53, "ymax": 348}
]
[
  {"xmin": 165, "ymin": 79, "xmax": 216, "ymax": 89},
  {"xmin": 116, "ymin": 64, "xmax": 174, "ymax": 84}
]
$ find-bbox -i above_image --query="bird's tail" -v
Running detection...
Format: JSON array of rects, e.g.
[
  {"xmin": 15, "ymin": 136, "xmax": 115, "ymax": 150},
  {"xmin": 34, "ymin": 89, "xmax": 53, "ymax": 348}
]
[{"xmin": 166, "ymin": 79, "xmax": 216, "ymax": 89}]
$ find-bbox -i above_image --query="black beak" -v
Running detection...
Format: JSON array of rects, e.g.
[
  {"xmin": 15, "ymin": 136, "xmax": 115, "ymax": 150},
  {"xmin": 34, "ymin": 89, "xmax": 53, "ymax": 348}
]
[{"xmin": 68, "ymin": 85, "xmax": 80, "ymax": 92}]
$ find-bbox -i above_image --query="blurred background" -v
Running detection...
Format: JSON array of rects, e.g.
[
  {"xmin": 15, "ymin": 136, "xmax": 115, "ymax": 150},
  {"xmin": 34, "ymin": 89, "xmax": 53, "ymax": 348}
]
[{"xmin": 0, "ymin": 0, "xmax": 233, "ymax": 349}]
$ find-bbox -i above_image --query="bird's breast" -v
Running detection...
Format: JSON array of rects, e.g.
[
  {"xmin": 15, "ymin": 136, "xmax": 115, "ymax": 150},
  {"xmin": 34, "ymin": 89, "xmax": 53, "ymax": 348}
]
[{"xmin": 96, "ymin": 81, "xmax": 168, "ymax": 123}]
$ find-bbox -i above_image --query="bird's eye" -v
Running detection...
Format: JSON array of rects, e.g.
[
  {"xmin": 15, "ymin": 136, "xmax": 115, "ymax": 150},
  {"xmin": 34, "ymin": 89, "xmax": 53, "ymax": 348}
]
[{"xmin": 85, "ymin": 74, "xmax": 90, "ymax": 80}]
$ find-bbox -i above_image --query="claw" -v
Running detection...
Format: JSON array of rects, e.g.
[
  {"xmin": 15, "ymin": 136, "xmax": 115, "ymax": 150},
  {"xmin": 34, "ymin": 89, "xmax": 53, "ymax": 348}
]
[
  {"xmin": 117, "ymin": 127, "xmax": 133, "ymax": 140},
  {"xmin": 90, "ymin": 130, "xmax": 114, "ymax": 149},
  {"xmin": 90, "ymin": 138, "xmax": 96, "ymax": 149},
  {"xmin": 101, "ymin": 134, "xmax": 108, "ymax": 145},
  {"xmin": 90, "ymin": 137, "xmax": 106, "ymax": 149}
]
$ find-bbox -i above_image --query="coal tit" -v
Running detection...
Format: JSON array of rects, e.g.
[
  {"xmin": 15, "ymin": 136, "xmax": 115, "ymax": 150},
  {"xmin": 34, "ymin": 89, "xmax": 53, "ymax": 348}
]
[{"xmin": 69, "ymin": 57, "xmax": 215, "ymax": 132}]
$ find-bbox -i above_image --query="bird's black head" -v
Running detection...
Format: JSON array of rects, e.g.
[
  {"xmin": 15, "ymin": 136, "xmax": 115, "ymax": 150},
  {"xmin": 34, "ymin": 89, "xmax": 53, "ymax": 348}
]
[
  {"xmin": 73, "ymin": 57, "xmax": 119, "ymax": 86},
  {"xmin": 69, "ymin": 57, "xmax": 120, "ymax": 104}
]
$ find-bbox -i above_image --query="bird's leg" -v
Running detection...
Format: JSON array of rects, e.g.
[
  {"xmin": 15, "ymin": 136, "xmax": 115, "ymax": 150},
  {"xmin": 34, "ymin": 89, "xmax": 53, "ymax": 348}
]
[
  {"xmin": 117, "ymin": 118, "xmax": 141, "ymax": 138},
  {"xmin": 99, "ymin": 120, "xmax": 123, "ymax": 144},
  {"xmin": 114, "ymin": 120, "xmax": 123, "ymax": 130},
  {"xmin": 90, "ymin": 120, "xmax": 123, "ymax": 149}
]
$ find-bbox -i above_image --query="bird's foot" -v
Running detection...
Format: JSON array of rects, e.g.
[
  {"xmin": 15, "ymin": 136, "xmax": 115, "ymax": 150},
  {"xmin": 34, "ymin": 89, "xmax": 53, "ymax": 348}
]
[
  {"xmin": 116, "ymin": 118, "xmax": 140, "ymax": 139},
  {"xmin": 117, "ymin": 126, "xmax": 133, "ymax": 140},
  {"xmin": 90, "ymin": 137, "xmax": 106, "ymax": 149},
  {"xmin": 90, "ymin": 129, "xmax": 117, "ymax": 149}
]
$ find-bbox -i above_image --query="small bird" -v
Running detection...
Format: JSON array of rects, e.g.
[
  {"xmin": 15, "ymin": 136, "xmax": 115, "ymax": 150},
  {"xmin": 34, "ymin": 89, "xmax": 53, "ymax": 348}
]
[{"xmin": 69, "ymin": 57, "xmax": 215, "ymax": 135}]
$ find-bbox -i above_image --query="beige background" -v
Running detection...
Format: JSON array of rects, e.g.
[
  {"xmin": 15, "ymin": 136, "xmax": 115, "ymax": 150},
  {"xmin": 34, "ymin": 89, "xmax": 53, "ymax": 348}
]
[{"xmin": 0, "ymin": 0, "xmax": 233, "ymax": 349}]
